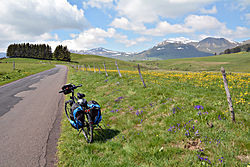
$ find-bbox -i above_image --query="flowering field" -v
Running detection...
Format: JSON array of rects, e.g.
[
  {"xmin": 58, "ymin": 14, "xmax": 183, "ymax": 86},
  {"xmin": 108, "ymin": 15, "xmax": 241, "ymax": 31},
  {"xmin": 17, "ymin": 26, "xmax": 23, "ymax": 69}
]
[{"xmin": 57, "ymin": 66, "xmax": 249, "ymax": 167}]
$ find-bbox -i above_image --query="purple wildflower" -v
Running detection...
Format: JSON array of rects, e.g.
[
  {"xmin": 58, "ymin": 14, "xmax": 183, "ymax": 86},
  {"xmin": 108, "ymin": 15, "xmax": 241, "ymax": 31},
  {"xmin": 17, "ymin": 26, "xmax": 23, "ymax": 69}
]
[
  {"xmin": 115, "ymin": 96, "xmax": 124, "ymax": 102},
  {"xmin": 194, "ymin": 105, "xmax": 204, "ymax": 110}
]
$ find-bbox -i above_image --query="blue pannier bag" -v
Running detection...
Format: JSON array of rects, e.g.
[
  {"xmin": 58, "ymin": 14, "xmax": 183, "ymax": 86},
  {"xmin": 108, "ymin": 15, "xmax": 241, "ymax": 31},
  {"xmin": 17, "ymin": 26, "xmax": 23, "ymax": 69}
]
[
  {"xmin": 87, "ymin": 101, "xmax": 102, "ymax": 125},
  {"xmin": 70, "ymin": 103, "xmax": 85, "ymax": 130}
]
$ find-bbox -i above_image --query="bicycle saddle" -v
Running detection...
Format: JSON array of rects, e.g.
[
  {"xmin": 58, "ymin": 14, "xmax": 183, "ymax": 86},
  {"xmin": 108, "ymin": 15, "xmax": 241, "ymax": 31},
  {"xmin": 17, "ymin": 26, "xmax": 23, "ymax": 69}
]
[{"xmin": 77, "ymin": 93, "xmax": 85, "ymax": 99}]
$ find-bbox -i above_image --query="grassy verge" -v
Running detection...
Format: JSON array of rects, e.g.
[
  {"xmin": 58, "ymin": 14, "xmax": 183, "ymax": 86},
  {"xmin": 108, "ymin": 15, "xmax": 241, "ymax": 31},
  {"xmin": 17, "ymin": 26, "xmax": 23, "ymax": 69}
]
[
  {"xmin": 0, "ymin": 58, "xmax": 55, "ymax": 86},
  {"xmin": 57, "ymin": 66, "xmax": 249, "ymax": 166}
]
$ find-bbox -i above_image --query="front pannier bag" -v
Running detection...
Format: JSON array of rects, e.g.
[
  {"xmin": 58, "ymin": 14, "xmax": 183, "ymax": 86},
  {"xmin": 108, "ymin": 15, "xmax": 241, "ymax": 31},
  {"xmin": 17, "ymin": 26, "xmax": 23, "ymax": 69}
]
[{"xmin": 87, "ymin": 101, "xmax": 102, "ymax": 125}]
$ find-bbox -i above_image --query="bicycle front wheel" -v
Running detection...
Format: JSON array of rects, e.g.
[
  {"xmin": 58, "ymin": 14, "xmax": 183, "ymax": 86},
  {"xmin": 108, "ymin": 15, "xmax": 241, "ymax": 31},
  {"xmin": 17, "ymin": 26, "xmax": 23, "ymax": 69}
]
[{"xmin": 82, "ymin": 122, "xmax": 93, "ymax": 143}]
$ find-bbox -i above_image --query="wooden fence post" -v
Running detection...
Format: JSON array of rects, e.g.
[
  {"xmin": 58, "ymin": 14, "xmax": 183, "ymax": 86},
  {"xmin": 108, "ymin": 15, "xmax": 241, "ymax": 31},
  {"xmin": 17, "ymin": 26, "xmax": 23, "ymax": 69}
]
[
  {"xmin": 82, "ymin": 65, "xmax": 84, "ymax": 71},
  {"xmin": 13, "ymin": 61, "xmax": 15, "ymax": 70},
  {"xmin": 84, "ymin": 64, "xmax": 87, "ymax": 71},
  {"xmin": 221, "ymin": 67, "xmax": 235, "ymax": 123},
  {"xmin": 138, "ymin": 64, "xmax": 146, "ymax": 88},
  {"xmin": 88, "ymin": 65, "xmax": 91, "ymax": 71},
  {"xmin": 103, "ymin": 62, "xmax": 108, "ymax": 77},
  {"xmin": 98, "ymin": 65, "xmax": 101, "ymax": 74},
  {"xmin": 115, "ymin": 60, "xmax": 122, "ymax": 77}
]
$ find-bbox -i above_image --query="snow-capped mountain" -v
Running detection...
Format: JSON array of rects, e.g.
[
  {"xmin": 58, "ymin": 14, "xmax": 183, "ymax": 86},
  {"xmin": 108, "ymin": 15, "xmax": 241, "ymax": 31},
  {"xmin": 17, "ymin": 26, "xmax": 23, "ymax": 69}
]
[
  {"xmin": 135, "ymin": 42, "xmax": 213, "ymax": 60},
  {"xmin": 70, "ymin": 37, "xmax": 246, "ymax": 61},
  {"xmin": 70, "ymin": 47, "xmax": 134, "ymax": 59},
  {"xmin": 157, "ymin": 37, "xmax": 197, "ymax": 46}
]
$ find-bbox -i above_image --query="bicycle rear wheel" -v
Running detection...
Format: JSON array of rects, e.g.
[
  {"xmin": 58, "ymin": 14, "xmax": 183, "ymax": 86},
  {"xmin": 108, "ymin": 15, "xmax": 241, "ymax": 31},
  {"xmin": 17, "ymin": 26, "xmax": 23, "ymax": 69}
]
[{"xmin": 82, "ymin": 120, "xmax": 93, "ymax": 143}]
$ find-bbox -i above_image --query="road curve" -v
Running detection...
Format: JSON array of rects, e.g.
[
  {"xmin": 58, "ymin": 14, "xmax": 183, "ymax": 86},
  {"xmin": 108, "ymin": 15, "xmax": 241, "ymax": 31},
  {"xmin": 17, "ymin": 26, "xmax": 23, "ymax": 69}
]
[{"xmin": 0, "ymin": 65, "xmax": 68, "ymax": 167}]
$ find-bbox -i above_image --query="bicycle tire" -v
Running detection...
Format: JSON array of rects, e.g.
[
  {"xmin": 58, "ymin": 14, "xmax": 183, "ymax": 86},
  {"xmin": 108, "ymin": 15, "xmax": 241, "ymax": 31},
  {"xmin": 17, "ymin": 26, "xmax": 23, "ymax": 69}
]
[
  {"xmin": 82, "ymin": 121, "xmax": 93, "ymax": 143},
  {"xmin": 64, "ymin": 101, "xmax": 72, "ymax": 122}
]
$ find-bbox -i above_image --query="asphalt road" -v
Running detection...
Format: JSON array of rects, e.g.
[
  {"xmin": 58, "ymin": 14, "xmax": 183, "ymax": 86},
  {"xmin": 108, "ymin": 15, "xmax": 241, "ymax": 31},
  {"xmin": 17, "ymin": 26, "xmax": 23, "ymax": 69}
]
[{"xmin": 0, "ymin": 65, "xmax": 68, "ymax": 167}]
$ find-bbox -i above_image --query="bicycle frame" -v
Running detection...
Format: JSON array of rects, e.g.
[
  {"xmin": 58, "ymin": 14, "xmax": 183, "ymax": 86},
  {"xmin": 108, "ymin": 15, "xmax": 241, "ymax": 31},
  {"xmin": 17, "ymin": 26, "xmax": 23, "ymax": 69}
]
[{"xmin": 59, "ymin": 84, "xmax": 99, "ymax": 143}]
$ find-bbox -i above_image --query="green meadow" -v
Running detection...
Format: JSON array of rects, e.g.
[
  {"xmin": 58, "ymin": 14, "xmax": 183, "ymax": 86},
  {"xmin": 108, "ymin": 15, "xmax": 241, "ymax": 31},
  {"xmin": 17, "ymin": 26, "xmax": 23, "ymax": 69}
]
[
  {"xmin": 57, "ymin": 52, "xmax": 249, "ymax": 166},
  {"xmin": 0, "ymin": 58, "xmax": 55, "ymax": 86},
  {"xmin": 138, "ymin": 52, "xmax": 250, "ymax": 72},
  {"xmin": 1, "ymin": 52, "xmax": 249, "ymax": 166}
]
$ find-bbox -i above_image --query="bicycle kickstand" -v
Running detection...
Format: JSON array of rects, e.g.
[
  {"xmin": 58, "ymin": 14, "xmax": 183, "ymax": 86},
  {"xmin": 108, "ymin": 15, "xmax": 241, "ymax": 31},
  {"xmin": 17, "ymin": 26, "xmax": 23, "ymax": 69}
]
[{"xmin": 78, "ymin": 128, "xmax": 83, "ymax": 136}]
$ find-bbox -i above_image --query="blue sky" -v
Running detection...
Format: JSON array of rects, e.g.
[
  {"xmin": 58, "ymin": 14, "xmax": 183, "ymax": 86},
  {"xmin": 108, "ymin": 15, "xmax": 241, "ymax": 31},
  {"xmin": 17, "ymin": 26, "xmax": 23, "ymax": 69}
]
[{"xmin": 0, "ymin": 0, "xmax": 249, "ymax": 52}]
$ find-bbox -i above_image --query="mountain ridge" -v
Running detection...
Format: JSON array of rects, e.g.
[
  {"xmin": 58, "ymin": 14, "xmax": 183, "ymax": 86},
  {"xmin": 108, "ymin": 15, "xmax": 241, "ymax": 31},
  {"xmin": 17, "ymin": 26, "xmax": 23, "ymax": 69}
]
[{"xmin": 71, "ymin": 37, "xmax": 247, "ymax": 60}]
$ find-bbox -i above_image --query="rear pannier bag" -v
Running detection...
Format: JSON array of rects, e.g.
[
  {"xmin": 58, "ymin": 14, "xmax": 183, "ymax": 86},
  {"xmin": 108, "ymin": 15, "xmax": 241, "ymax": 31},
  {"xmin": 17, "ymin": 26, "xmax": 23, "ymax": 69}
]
[
  {"xmin": 87, "ymin": 101, "xmax": 102, "ymax": 124},
  {"xmin": 70, "ymin": 103, "xmax": 85, "ymax": 130}
]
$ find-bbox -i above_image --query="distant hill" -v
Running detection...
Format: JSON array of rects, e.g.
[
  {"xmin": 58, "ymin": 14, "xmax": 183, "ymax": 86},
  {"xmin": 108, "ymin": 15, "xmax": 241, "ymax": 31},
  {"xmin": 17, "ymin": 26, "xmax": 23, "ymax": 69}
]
[
  {"xmin": 224, "ymin": 43, "xmax": 250, "ymax": 54},
  {"xmin": 192, "ymin": 37, "xmax": 238, "ymax": 54}
]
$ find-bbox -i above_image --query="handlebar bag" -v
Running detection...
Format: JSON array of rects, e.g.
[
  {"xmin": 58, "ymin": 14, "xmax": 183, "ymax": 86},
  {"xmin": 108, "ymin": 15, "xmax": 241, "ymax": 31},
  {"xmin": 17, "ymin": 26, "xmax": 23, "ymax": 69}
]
[
  {"xmin": 87, "ymin": 101, "xmax": 102, "ymax": 125},
  {"xmin": 61, "ymin": 84, "xmax": 74, "ymax": 95}
]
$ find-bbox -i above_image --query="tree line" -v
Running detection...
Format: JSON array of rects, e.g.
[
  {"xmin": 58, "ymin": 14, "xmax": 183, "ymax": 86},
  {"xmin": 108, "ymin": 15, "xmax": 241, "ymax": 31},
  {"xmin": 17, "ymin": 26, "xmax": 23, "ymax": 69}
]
[
  {"xmin": 224, "ymin": 44, "xmax": 250, "ymax": 54},
  {"xmin": 7, "ymin": 43, "xmax": 71, "ymax": 61}
]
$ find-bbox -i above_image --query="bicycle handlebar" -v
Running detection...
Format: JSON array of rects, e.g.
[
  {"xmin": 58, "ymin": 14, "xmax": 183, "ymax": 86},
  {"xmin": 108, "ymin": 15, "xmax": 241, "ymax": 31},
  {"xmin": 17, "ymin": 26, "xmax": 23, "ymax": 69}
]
[{"xmin": 59, "ymin": 84, "xmax": 82, "ymax": 93}]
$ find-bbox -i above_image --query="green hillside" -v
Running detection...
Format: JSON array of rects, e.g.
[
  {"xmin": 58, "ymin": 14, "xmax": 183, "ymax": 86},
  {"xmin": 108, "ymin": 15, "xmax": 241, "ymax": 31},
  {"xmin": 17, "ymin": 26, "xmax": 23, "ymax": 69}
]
[
  {"xmin": 71, "ymin": 53, "xmax": 139, "ymax": 70},
  {"xmin": 138, "ymin": 52, "xmax": 250, "ymax": 72}
]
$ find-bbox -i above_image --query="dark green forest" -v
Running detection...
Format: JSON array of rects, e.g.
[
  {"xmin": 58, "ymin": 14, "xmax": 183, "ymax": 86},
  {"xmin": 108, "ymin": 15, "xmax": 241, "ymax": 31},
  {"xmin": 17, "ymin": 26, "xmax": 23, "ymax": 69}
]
[
  {"xmin": 7, "ymin": 43, "xmax": 71, "ymax": 61},
  {"xmin": 224, "ymin": 43, "xmax": 250, "ymax": 54}
]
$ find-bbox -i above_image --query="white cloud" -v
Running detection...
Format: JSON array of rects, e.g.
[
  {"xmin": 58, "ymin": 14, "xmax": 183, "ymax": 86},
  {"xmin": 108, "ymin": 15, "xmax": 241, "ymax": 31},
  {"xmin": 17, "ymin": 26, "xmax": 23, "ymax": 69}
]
[
  {"xmin": 83, "ymin": 0, "xmax": 114, "ymax": 9},
  {"xmin": 220, "ymin": 26, "xmax": 250, "ymax": 40},
  {"xmin": 200, "ymin": 5, "xmax": 217, "ymax": 14},
  {"xmin": 0, "ymin": 0, "xmax": 88, "ymax": 36},
  {"xmin": 114, "ymin": 34, "xmax": 149, "ymax": 47},
  {"xmin": 110, "ymin": 17, "xmax": 146, "ymax": 31},
  {"xmin": 141, "ymin": 15, "xmax": 224, "ymax": 36},
  {"xmin": 184, "ymin": 15, "xmax": 223, "ymax": 31},
  {"xmin": 0, "ymin": 0, "xmax": 89, "ymax": 52},
  {"xmin": 44, "ymin": 27, "xmax": 149, "ymax": 50},
  {"xmin": 59, "ymin": 28, "xmax": 116, "ymax": 50},
  {"xmin": 144, "ymin": 21, "xmax": 192, "ymax": 36},
  {"xmin": 116, "ymin": 0, "xmax": 218, "ymax": 23}
]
